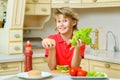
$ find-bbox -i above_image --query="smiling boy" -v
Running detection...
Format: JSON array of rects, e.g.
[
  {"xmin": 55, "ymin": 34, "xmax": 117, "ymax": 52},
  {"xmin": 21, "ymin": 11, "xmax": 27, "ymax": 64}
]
[{"xmin": 42, "ymin": 7, "xmax": 86, "ymax": 70}]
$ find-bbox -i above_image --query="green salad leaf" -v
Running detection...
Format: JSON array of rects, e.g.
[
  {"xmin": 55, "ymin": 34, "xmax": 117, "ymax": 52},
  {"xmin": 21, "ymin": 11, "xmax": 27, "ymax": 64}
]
[
  {"xmin": 86, "ymin": 71, "xmax": 105, "ymax": 77},
  {"xmin": 56, "ymin": 65, "xmax": 70, "ymax": 72},
  {"xmin": 71, "ymin": 27, "xmax": 92, "ymax": 47}
]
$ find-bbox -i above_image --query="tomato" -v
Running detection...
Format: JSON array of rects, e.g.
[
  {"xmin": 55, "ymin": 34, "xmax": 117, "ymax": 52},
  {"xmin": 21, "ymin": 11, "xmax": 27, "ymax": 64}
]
[
  {"xmin": 77, "ymin": 67, "xmax": 82, "ymax": 71},
  {"xmin": 69, "ymin": 68, "xmax": 78, "ymax": 76},
  {"xmin": 69, "ymin": 67, "xmax": 87, "ymax": 76},
  {"xmin": 77, "ymin": 69, "xmax": 87, "ymax": 76}
]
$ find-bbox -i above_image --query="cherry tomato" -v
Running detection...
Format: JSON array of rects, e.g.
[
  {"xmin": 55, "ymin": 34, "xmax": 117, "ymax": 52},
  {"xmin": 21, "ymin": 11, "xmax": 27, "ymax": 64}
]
[
  {"xmin": 77, "ymin": 69, "xmax": 87, "ymax": 76},
  {"xmin": 69, "ymin": 68, "xmax": 78, "ymax": 76}
]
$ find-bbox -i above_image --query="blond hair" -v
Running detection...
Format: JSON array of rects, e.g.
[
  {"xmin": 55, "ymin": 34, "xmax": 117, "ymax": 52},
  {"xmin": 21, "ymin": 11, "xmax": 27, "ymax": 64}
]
[{"xmin": 53, "ymin": 7, "xmax": 79, "ymax": 31}]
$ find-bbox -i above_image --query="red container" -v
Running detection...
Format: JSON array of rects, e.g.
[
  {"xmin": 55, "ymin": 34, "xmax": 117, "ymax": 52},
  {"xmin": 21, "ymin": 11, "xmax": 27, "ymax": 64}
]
[{"xmin": 24, "ymin": 41, "xmax": 33, "ymax": 72}]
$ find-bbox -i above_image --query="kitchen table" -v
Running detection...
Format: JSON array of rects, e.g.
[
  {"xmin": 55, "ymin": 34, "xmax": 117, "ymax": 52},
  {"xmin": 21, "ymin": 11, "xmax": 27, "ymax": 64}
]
[{"xmin": 0, "ymin": 70, "xmax": 120, "ymax": 80}]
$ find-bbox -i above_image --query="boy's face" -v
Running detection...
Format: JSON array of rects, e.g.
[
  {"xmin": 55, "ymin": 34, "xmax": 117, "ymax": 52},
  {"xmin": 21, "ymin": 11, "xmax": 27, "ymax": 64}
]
[{"xmin": 55, "ymin": 14, "xmax": 76, "ymax": 35}]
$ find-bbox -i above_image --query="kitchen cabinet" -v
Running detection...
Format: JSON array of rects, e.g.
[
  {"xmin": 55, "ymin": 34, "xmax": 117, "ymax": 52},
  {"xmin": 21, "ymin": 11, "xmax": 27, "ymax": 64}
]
[
  {"xmin": 8, "ymin": 28, "xmax": 23, "ymax": 54},
  {"xmin": 0, "ymin": 61, "xmax": 22, "ymax": 75},
  {"xmin": 6, "ymin": 0, "xmax": 25, "ymax": 54},
  {"xmin": 81, "ymin": 0, "xmax": 120, "ymax": 8},
  {"xmin": 24, "ymin": 0, "xmax": 51, "ymax": 30},
  {"xmin": 80, "ymin": 59, "xmax": 89, "ymax": 71},
  {"xmin": 6, "ymin": 0, "xmax": 26, "ymax": 28},
  {"xmin": 51, "ymin": 0, "xmax": 82, "ymax": 8},
  {"xmin": 32, "ymin": 57, "xmax": 50, "ymax": 72},
  {"xmin": 89, "ymin": 59, "xmax": 120, "ymax": 78},
  {"xmin": 52, "ymin": 0, "xmax": 120, "ymax": 8}
]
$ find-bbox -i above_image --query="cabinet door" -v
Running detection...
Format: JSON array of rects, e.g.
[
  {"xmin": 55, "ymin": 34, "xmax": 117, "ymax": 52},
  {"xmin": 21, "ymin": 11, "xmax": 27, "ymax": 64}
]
[
  {"xmin": 82, "ymin": 0, "xmax": 120, "ymax": 3},
  {"xmin": 9, "ymin": 42, "xmax": 23, "ymax": 54},
  {"xmin": 35, "ymin": 4, "xmax": 51, "ymax": 15},
  {"xmin": 52, "ymin": 0, "xmax": 81, "ymax": 3},
  {"xmin": 52, "ymin": 0, "xmax": 82, "ymax": 8},
  {"xmin": 81, "ymin": 0, "xmax": 120, "ymax": 8},
  {"xmin": 80, "ymin": 59, "xmax": 89, "ymax": 71},
  {"xmin": 7, "ymin": 0, "xmax": 26, "ymax": 28},
  {"xmin": 25, "ymin": 4, "xmax": 35, "ymax": 15},
  {"xmin": 26, "ymin": 0, "xmax": 50, "ymax": 3},
  {"xmin": 89, "ymin": 60, "xmax": 120, "ymax": 78},
  {"xmin": 9, "ymin": 29, "xmax": 23, "ymax": 42},
  {"xmin": 32, "ymin": 57, "xmax": 50, "ymax": 72},
  {"xmin": 0, "ymin": 61, "xmax": 22, "ymax": 75}
]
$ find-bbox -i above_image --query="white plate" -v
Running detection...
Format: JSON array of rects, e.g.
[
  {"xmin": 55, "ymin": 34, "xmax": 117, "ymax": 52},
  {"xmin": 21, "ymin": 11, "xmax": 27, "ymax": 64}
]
[
  {"xmin": 16, "ymin": 71, "xmax": 52, "ymax": 80},
  {"xmin": 71, "ymin": 73, "xmax": 108, "ymax": 79}
]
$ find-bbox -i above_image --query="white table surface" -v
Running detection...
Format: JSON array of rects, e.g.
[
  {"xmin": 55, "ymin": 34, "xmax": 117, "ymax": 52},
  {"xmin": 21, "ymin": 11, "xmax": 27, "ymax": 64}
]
[{"xmin": 0, "ymin": 74, "xmax": 120, "ymax": 80}]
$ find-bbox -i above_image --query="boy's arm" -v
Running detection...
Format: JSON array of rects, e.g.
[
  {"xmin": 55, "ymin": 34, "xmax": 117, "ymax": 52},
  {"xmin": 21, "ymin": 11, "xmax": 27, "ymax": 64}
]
[{"xmin": 47, "ymin": 48, "xmax": 57, "ymax": 70}]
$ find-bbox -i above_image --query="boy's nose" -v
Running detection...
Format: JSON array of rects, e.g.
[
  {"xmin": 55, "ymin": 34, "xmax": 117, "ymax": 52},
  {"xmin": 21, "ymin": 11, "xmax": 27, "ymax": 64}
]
[{"xmin": 60, "ymin": 22, "xmax": 64, "ymax": 25}]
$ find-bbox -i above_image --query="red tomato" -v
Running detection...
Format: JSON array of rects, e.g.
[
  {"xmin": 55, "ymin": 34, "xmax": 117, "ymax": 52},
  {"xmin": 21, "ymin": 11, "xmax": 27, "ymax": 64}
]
[
  {"xmin": 77, "ymin": 69, "xmax": 87, "ymax": 76},
  {"xmin": 77, "ymin": 67, "xmax": 82, "ymax": 71},
  {"xmin": 69, "ymin": 68, "xmax": 78, "ymax": 76}
]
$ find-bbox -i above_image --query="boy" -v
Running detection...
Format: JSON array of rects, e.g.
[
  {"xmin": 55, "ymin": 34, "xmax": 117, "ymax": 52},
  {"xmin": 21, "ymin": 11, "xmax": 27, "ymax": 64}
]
[{"xmin": 42, "ymin": 7, "xmax": 86, "ymax": 70}]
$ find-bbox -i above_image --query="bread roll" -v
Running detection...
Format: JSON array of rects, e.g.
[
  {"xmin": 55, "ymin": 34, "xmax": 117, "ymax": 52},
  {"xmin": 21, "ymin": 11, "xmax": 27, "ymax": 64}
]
[{"xmin": 28, "ymin": 70, "xmax": 41, "ymax": 77}]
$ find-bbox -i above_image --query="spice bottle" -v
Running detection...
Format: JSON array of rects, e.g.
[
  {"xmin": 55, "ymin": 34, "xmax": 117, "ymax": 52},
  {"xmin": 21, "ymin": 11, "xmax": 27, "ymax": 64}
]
[{"xmin": 24, "ymin": 40, "xmax": 33, "ymax": 72}]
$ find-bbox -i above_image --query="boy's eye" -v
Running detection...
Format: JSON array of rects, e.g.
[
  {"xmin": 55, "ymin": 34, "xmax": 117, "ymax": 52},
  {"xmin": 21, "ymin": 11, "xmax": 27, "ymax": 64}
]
[
  {"xmin": 63, "ymin": 20, "xmax": 68, "ymax": 22},
  {"xmin": 57, "ymin": 20, "xmax": 61, "ymax": 23},
  {"xmin": 56, "ymin": 19, "xmax": 69, "ymax": 23}
]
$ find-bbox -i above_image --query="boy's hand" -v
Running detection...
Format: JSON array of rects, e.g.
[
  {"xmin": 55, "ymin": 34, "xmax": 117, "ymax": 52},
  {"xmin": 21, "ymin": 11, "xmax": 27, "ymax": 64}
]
[
  {"xmin": 75, "ymin": 39, "xmax": 85, "ymax": 48},
  {"xmin": 69, "ymin": 39, "xmax": 85, "ymax": 49},
  {"xmin": 42, "ymin": 38, "xmax": 56, "ymax": 49}
]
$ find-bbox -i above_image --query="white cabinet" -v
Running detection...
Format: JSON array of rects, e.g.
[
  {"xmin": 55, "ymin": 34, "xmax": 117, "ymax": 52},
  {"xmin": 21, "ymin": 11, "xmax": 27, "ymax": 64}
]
[
  {"xmin": 8, "ymin": 29, "xmax": 23, "ymax": 54},
  {"xmin": 52, "ymin": 0, "xmax": 82, "ymax": 8},
  {"xmin": 26, "ymin": 0, "xmax": 50, "ymax": 3},
  {"xmin": 6, "ymin": 0, "xmax": 26, "ymax": 28},
  {"xmin": 0, "ymin": 61, "xmax": 22, "ymax": 75},
  {"xmin": 9, "ymin": 42, "xmax": 23, "ymax": 54},
  {"xmin": 32, "ymin": 57, "xmax": 50, "ymax": 72},
  {"xmin": 80, "ymin": 59, "xmax": 89, "ymax": 71},
  {"xmin": 81, "ymin": 0, "xmax": 120, "ymax": 8},
  {"xmin": 52, "ymin": 0, "xmax": 81, "ymax": 3},
  {"xmin": 51, "ymin": 0, "xmax": 120, "ymax": 8},
  {"xmin": 89, "ymin": 60, "xmax": 120, "ymax": 78},
  {"xmin": 9, "ymin": 29, "xmax": 23, "ymax": 41},
  {"xmin": 7, "ymin": 0, "xmax": 25, "ymax": 54},
  {"xmin": 25, "ymin": 4, "xmax": 50, "ymax": 15},
  {"xmin": 24, "ymin": 0, "xmax": 51, "ymax": 30},
  {"xmin": 82, "ymin": 0, "xmax": 120, "ymax": 3}
]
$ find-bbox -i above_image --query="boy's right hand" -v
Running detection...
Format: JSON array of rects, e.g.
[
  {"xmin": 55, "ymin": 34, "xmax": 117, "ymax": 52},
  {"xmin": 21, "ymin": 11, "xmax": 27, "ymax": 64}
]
[{"xmin": 42, "ymin": 38, "xmax": 56, "ymax": 49}]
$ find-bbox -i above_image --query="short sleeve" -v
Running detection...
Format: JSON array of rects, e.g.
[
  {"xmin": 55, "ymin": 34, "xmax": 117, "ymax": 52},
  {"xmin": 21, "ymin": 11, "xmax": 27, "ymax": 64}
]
[{"xmin": 80, "ymin": 44, "xmax": 86, "ymax": 58}]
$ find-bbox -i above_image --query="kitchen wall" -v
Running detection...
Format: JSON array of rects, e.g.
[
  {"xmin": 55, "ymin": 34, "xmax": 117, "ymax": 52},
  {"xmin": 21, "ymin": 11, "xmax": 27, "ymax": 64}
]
[
  {"xmin": 0, "ymin": 28, "xmax": 8, "ymax": 54},
  {"xmin": 24, "ymin": 7, "xmax": 120, "ymax": 51}
]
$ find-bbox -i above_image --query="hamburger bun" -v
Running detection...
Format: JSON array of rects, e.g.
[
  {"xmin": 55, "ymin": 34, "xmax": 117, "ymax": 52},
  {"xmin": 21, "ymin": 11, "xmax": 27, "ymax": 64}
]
[{"xmin": 28, "ymin": 70, "xmax": 41, "ymax": 77}]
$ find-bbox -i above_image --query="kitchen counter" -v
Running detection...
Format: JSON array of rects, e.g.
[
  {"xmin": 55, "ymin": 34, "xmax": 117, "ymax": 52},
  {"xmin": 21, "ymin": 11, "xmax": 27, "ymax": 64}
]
[
  {"xmin": 0, "ymin": 49, "xmax": 120, "ymax": 65},
  {"xmin": 85, "ymin": 49, "xmax": 120, "ymax": 64},
  {"xmin": 0, "ymin": 49, "xmax": 45, "ymax": 63}
]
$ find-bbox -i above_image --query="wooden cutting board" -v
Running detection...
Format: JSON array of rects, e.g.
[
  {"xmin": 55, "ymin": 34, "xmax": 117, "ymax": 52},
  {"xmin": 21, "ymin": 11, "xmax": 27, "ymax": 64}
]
[{"xmin": 50, "ymin": 70, "xmax": 69, "ymax": 75}]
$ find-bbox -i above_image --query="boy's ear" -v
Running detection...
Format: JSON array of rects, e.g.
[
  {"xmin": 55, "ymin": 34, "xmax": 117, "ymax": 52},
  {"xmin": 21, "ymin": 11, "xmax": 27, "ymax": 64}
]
[{"xmin": 72, "ymin": 20, "xmax": 77, "ymax": 26}]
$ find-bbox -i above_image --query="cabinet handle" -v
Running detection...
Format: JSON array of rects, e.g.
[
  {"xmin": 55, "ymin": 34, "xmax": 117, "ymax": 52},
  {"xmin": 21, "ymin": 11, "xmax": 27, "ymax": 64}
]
[
  {"xmin": 0, "ymin": 64, "xmax": 8, "ymax": 69},
  {"xmin": 15, "ymin": 34, "xmax": 20, "ymax": 38},
  {"xmin": 92, "ymin": 0, "xmax": 97, "ymax": 2},
  {"xmin": 43, "ymin": 59, "xmax": 47, "ymax": 62},
  {"xmin": 41, "ymin": 8, "xmax": 47, "ymax": 12},
  {"xmin": 64, "ymin": 0, "xmax": 69, "ymax": 3},
  {"xmin": 32, "ymin": 0, "xmax": 38, "ymax": 2},
  {"xmin": 14, "ymin": 46, "xmax": 20, "ymax": 51},
  {"xmin": 104, "ymin": 64, "xmax": 110, "ymax": 68},
  {"xmin": 26, "ymin": 7, "xmax": 30, "ymax": 12}
]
